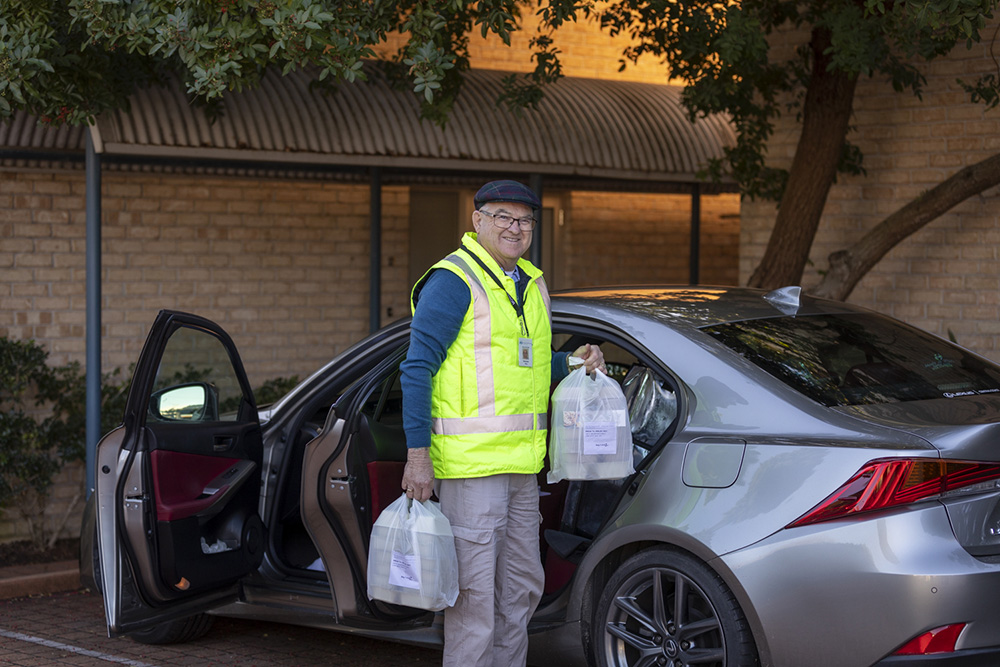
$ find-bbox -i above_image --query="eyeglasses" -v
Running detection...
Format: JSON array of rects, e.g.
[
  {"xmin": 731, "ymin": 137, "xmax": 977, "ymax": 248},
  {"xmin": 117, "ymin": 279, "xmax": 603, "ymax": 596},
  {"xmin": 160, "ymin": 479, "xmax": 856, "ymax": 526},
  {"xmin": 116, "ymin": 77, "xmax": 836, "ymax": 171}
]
[{"xmin": 478, "ymin": 209, "xmax": 536, "ymax": 231}]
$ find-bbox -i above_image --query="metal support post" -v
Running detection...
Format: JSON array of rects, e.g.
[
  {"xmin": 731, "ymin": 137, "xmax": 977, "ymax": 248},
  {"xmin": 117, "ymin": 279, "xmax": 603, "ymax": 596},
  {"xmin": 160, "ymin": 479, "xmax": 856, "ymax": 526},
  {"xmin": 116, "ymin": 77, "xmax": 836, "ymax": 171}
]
[{"xmin": 85, "ymin": 131, "xmax": 102, "ymax": 498}]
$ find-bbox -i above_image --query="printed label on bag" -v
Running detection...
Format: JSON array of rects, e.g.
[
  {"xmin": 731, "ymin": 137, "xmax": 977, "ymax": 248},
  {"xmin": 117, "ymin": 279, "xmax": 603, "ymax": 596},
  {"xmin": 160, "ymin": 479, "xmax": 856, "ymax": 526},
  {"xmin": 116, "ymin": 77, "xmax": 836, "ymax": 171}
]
[
  {"xmin": 388, "ymin": 550, "xmax": 421, "ymax": 590},
  {"xmin": 583, "ymin": 421, "xmax": 616, "ymax": 455}
]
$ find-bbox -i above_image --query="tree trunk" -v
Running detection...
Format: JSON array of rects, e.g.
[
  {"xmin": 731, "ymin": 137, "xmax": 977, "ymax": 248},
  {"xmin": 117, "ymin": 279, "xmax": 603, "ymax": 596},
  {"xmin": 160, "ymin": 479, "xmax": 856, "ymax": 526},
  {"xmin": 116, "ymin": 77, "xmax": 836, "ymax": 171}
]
[
  {"xmin": 747, "ymin": 27, "xmax": 858, "ymax": 289},
  {"xmin": 812, "ymin": 152, "xmax": 1000, "ymax": 301}
]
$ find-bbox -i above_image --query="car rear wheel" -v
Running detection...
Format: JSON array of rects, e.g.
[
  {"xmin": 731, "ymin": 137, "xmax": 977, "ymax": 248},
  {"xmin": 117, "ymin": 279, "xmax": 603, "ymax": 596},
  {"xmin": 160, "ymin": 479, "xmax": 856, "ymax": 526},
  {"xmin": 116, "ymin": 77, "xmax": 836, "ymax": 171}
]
[
  {"xmin": 129, "ymin": 614, "xmax": 215, "ymax": 645},
  {"xmin": 595, "ymin": 548, "xmax": 758, "ymax": 667}
]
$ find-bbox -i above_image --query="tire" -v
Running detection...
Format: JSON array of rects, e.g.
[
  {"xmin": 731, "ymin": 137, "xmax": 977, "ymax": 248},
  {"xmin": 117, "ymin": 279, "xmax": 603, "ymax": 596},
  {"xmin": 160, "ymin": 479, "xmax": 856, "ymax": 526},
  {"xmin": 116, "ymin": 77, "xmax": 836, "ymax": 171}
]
[
  {"xmin": 595, "ymin": 548, "xmax": 758, "ymax": 667},
  {"xmin": 129, "ymin": 614, "xmax": 215, "ymax": 645}
]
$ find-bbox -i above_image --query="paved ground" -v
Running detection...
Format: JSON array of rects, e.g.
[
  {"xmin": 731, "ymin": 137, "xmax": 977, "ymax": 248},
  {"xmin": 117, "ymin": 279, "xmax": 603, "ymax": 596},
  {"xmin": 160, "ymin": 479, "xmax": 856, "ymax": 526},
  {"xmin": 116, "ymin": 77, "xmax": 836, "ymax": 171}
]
[{"xmin": 0, "ymin": 588, "xmax": 442, "ymax": 666}]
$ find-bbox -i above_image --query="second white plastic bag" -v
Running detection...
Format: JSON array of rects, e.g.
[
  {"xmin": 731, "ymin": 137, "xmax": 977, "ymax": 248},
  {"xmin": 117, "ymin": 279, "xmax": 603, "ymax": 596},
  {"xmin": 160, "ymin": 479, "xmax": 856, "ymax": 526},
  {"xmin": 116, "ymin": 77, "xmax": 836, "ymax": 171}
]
[
  {"xmin": 547, "ymin": 360, "xmax": 635, "ymax": 483},
  {"xmin": 366, "ymin": 493, "xmax": 459, "ymax": 611}
]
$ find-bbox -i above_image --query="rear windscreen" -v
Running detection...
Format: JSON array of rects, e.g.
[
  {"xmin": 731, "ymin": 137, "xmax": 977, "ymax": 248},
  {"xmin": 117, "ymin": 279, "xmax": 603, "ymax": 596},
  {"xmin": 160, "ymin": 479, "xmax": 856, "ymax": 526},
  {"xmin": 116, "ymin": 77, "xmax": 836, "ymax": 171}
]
[{"xmin": 702, "ymin": 313, "xmax": 1000, "ymax": 407}]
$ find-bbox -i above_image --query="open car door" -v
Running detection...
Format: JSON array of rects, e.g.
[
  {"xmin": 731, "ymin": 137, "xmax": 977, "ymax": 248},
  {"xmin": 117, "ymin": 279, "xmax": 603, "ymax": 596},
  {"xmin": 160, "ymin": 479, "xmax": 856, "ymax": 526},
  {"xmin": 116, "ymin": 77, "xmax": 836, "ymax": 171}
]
[
  {"xmin": 96, "ymin": 310, "xmax": 265, "ymax": 636},
  {"xmin": 299, "ymin": 346, "xmax": 430, "ymax": 624}
]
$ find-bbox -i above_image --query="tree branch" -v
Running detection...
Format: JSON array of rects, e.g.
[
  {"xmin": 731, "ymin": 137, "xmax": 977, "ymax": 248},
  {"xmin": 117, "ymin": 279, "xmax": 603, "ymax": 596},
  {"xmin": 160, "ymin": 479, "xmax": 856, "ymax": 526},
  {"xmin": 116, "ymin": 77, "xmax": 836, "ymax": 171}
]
[
  {"xmin": 746, "ymin": 27, "xmax": 858, "ymax": 289},
  {"xmin": 812, "ymin": 152, "xmax": 1000, "ymax": 301}
]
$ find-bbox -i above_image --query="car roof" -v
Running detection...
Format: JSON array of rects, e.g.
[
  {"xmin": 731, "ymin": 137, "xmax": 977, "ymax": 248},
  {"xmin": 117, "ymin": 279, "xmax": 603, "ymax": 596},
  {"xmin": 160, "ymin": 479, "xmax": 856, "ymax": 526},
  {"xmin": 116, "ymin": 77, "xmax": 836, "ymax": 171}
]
[{"xmin": 550, "ymin": 285, "xmax": 863, "ymax": 330}]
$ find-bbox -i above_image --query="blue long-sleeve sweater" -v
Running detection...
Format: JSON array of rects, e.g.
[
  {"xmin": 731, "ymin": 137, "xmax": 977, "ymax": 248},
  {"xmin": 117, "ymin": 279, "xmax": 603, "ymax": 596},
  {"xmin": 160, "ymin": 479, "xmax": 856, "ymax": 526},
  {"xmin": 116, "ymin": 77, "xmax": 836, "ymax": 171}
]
[{"xmin": 400, "ymin": 268, "xmax": 570, "ymax": 449}]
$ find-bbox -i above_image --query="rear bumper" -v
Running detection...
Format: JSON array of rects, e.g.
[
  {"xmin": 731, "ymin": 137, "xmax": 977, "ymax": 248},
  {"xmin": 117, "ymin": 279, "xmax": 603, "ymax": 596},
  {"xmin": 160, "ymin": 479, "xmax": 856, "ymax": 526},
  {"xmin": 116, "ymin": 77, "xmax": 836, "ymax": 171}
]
[
  {"xmin": 874, "ymin": 646, "xmax": 1000, "ymax": 666},
  {"xmin": 720, "ymin": 505, "xmax": 1000, "ymax": 667}
]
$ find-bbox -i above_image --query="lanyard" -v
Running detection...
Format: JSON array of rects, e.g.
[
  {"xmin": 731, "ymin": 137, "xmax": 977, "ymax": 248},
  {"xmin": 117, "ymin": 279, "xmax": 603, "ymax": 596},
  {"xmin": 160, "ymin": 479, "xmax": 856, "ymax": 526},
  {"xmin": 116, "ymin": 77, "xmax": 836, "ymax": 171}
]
[{"xmin": 461, "ymin": 247, "xmax": 530, "ymax": 336}]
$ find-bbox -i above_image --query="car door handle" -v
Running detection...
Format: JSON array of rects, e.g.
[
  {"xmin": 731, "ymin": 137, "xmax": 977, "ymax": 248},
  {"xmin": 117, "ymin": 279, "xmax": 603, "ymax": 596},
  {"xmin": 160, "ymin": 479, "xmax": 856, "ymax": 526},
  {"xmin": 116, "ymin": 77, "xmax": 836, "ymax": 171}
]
[{"xmin": 214, "ymin": 435, "xmax": 235, "ymax": 452}]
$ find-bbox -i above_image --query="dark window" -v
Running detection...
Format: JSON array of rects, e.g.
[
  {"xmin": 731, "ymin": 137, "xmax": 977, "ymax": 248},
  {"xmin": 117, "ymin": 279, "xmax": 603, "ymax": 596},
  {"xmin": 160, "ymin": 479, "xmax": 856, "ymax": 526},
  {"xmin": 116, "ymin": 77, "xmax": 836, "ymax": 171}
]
[
  {"xmin": 360, "ymin": 368, "xmax": 404, "ymax": 428},
  {"xmin": 702, "ymin": 313, "xmax": 1000, "ymax": 407}
]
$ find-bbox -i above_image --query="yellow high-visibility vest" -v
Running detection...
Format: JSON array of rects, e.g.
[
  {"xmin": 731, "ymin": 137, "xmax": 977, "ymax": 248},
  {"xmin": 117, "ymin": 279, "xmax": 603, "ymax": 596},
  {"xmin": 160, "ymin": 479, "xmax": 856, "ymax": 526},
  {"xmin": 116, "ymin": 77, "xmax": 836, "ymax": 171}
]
[{"xmin": 411, "ymin": 232, "xmax": 552, "ymax": 479}]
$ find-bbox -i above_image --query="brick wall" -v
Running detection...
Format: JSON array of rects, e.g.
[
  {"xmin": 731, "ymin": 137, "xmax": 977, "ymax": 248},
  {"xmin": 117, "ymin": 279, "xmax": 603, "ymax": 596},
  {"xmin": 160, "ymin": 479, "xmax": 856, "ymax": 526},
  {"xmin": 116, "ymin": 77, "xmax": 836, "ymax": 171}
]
[
  {"xmin": 564, "ymin": 191, "xmax": 740, "ymax": 287},
  {"xmin": 2, "ymin": 169, "xmax": 739, "ymax": 542},
  {"xmin": 0, "ymin": 464, "xmax": 85, "ymax": 545},
  {"xmin": 376, "ymin": 10, "xmax": 670, "ymax": 85},
  {"xmin": 2, "ymin": 172, "xmax": 739, "ymax": 379},
  {"xmin": 1, "ymin": 170, "xmax": 410, "ymax": 380},
  {"xmin": 0, "ymin": 169, "xmax": 411, "ymax": 543},
  {"xmin": 741, "ymin": 20, "xmax": 1000, "ymax": 361}
]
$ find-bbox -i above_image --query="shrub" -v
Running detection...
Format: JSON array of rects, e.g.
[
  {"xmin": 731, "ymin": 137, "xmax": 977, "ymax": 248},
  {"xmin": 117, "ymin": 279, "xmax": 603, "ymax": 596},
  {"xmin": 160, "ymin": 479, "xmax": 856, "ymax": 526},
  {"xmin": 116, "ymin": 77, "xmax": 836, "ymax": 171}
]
[
  {"xmin": 0, "ymin": 338, "xmax": 85, "ymax": 549},
  {"xmin": 1, "ymin": 335, "xmax": 300, "ymax": 549}
]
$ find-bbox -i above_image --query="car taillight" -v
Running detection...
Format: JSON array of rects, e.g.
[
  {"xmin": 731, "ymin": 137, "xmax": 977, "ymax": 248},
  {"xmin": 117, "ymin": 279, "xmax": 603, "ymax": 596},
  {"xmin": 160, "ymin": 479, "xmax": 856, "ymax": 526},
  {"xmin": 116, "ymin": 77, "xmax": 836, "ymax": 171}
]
[
  {"xmin": 893, "ymin": 623, "xmax": 966, "ymax": 655},
  {"xmin": 788, "ymin": 458, "xmax": 1000, "ymax": 527}
]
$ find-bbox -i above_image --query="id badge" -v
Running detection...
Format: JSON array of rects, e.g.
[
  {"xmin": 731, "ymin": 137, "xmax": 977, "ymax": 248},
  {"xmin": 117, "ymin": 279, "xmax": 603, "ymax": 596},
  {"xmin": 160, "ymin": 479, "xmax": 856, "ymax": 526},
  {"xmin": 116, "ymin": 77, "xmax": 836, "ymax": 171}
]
[{"xmin": 518, "ymin": 337, "xmax": 533, "ymax": 368}]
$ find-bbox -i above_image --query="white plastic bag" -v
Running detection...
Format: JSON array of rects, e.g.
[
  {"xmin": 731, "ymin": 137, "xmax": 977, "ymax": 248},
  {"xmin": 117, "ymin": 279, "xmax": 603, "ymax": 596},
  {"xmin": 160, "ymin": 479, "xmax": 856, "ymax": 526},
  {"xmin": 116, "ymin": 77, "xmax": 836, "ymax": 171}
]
[
  {"xmin": 367, "ymin": 493, "xmax": 459, "ymax": 611},
  {"xmin": 547, "ymin": 358, "xmax": 635, "ymax": 483}
]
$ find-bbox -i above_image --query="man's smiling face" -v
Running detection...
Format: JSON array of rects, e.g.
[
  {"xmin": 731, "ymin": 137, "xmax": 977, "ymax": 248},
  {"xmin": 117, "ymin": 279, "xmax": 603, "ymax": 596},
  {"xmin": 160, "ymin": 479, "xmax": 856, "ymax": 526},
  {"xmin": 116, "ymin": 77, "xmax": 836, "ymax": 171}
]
[{"xmin": 472, "ymin": 201, "xmax": 534, "ymax": 272}]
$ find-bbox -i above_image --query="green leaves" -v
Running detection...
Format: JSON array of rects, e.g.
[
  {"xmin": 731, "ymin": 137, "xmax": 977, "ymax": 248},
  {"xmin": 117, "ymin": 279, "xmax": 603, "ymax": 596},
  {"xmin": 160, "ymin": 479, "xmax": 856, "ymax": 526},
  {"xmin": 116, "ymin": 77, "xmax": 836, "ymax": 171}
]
[
  {"xmin": 405, "ymin": 42, "xmax": 454, "ymax": 102},
  {"xmin": 0, "ymin": 338, "xmax": 82, "ymax": 521},
  {"xmin": 5, "ymin": 0, "xmax": 997, "ymax": 189},
  {"xmin": 1, "ymin": 10, "xmax": 58, "ymax": 107},
  {"xmin": 2, "ymin": 0, "xmax": 515, "ymax": 124},
  {"xmin": 574, "ymin": 0, "xmax": 1000, "ymax": 200},
  {"xmin": 497, "ymin": 32, "xmax": 563, "ymax": 114},
  {"xmin": 2, "ymin": 0, "xmax": 158, "ymax": 124},
  {"xmin": 960, "ymin": 72, "xmax": 1000, "ymax": 108}
]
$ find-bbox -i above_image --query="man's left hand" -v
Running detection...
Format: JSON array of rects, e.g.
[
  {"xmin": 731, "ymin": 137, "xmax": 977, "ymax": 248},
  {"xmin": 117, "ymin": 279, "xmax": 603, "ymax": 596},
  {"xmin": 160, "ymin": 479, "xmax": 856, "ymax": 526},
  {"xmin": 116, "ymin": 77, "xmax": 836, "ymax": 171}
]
[
  {"xmin": 402, "ymin": 447, "xmax": 436, "ymax": 503},
  {"xmin": 571, "ymin": 343, "xmax": 607, "ymax": 375}
]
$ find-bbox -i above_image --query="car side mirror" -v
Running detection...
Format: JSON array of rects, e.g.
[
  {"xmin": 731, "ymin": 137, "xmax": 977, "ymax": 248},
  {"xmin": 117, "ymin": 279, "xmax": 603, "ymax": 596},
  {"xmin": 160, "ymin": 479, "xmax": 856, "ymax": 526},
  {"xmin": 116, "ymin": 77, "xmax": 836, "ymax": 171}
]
[{"xmin": 149, "ymin": 382, "xmax": 219, "ymax": 422}]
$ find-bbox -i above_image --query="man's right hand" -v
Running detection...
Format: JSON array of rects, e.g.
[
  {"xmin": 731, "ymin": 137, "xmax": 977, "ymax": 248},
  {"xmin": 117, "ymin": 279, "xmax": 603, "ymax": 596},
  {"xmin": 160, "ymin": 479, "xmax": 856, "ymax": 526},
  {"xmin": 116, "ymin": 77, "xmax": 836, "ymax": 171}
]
[{"xmin": 401, "ymin": 447, "xmax": 435, "ymax": 502}]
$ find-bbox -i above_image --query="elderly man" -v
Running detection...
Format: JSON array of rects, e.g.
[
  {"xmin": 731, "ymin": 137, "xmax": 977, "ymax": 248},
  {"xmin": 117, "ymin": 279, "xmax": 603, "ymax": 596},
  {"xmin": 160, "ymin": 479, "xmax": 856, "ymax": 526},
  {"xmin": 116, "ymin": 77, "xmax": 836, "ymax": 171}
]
[{"xmin": 400, "ymin": 180, "xmax": 604, "ymax": 667}]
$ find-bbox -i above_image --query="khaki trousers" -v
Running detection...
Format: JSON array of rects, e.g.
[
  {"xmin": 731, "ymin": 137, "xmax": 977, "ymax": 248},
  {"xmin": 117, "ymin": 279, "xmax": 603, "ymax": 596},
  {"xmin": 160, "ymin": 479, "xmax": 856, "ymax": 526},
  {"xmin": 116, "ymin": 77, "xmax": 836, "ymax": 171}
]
[{"xmin": 438, "ymin": 474, "xmax": 544, "ymax": 667}]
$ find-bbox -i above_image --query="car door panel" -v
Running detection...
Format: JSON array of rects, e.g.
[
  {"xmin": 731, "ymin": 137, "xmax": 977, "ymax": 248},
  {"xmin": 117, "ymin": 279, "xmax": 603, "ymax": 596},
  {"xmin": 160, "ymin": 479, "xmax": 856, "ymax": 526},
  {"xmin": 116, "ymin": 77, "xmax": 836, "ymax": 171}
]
[
  {"xmin": 150, "ymin": 449, "xmax": 255, "ymax": 522},
  {"xmin": 97, "ymin": 310, "xmax": 264, "ymax": 636},
  {"xmin": 300, "ymin": 408, "xmax": 363, "ymax": 618},
  {"xmin": 300, "ymin": 348, "xmax": 426, "ymax": 623}
]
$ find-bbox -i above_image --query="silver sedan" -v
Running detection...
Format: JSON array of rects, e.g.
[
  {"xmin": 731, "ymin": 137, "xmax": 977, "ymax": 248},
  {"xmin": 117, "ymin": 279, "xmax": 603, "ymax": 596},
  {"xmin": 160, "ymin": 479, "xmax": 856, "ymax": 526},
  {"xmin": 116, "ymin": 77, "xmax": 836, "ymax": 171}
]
[{"xmin": 86, "ymin": 286, "xmax": 1000, "ymax": 666}]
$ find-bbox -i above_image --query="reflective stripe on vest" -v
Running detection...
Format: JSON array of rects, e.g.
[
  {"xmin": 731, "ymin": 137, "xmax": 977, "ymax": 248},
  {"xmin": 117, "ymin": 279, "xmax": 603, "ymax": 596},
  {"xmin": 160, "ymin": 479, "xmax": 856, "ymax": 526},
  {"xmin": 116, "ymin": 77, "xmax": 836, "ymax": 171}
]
[
  {"xmin": 432, "ymin": 412, "xmax": 548, "ymax": 435},
  {"xmin": 442, "ymin": 253, "xmax": 496, "ymax": 418}
]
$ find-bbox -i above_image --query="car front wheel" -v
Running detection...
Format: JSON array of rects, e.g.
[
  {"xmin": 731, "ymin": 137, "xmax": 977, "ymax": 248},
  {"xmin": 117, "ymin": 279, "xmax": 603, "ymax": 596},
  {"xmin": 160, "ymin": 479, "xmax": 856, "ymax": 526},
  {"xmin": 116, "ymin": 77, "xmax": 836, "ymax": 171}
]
[{"xmin": 595, "ymin": 548, "xmax": 758, "ymax": 667}]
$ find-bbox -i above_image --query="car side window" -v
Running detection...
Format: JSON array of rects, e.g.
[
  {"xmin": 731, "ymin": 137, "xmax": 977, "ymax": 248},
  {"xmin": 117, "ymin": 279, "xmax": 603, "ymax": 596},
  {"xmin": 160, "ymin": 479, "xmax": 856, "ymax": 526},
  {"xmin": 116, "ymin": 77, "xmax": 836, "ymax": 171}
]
[
  {"xmin": 360, "ymin": 369, "xmax": 404, "ymax": 427},
  {"xmin": 150, "ymin": 325, "xmax": 245, "ymax": 422},
  {"xmin": 358, "ymin": 366, "xmax": 408, "ymax": 463}
]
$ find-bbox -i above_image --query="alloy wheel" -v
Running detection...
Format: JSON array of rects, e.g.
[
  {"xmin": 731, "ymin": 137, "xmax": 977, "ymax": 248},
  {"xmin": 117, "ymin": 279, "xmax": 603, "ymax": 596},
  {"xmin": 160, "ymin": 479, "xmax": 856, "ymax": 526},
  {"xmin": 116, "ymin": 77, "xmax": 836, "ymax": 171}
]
[{"xmin": 598, "ymin": 549, "xmax": 755, "ymax": 667}]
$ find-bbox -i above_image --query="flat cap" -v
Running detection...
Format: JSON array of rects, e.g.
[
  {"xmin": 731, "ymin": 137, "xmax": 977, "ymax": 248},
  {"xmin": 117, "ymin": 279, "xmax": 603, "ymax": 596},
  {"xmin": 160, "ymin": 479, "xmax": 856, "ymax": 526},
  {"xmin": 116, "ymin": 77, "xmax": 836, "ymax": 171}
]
[{"xmin": 474, "ymin": 180, "xmax": 541, "ymax": 210}]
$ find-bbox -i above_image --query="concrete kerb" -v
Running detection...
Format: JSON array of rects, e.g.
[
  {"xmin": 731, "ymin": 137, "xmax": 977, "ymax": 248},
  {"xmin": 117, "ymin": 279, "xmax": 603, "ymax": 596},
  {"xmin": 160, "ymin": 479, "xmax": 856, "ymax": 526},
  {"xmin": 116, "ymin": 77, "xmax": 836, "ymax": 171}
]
[{"xmin": 0, "ymin": 561, "xmax": 81, "ymax": 600}]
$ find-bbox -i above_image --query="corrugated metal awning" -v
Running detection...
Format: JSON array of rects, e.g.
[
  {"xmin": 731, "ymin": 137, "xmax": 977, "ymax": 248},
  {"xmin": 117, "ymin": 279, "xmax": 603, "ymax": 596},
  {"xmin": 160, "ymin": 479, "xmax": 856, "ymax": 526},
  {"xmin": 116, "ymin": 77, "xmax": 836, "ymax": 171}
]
[{"xmin": 1, "ymin": 64, "xmax": 735, "ymax": 191}]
